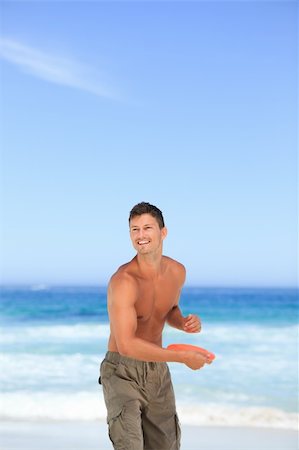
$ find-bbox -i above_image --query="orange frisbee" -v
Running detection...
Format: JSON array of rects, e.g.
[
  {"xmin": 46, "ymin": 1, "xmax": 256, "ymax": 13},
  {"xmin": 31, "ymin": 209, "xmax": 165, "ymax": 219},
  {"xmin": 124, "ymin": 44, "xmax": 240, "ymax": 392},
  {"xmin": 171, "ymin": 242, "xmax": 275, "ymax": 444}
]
[{"xmin": 167, "ymin": 343, "xmax": 215, "ymax": 360}]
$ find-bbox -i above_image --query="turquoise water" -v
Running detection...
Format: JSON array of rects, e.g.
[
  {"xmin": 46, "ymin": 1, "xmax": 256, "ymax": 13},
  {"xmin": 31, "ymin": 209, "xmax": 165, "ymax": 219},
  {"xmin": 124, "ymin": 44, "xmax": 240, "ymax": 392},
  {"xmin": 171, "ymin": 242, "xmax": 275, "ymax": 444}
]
[{"xmin": 0, "ymin": 286, "xmax": 298, "ymax": 428}]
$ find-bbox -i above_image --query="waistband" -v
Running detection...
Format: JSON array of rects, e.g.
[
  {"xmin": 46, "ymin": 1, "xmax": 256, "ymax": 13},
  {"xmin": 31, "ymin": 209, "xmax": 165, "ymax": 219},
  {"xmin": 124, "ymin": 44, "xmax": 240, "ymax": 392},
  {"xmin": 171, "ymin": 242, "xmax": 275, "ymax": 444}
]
[{"xmin": 105, "ymin": 351, "xmax": 166, "ymax": 369}]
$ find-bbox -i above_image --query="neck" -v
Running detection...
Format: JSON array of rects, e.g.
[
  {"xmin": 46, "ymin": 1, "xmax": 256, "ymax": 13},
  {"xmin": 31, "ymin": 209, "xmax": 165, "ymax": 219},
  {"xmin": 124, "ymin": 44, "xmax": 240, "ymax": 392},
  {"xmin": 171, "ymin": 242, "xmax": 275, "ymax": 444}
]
[{"xmin": 135, "ymin": 251, "xmax": 164, "ymax": 278}]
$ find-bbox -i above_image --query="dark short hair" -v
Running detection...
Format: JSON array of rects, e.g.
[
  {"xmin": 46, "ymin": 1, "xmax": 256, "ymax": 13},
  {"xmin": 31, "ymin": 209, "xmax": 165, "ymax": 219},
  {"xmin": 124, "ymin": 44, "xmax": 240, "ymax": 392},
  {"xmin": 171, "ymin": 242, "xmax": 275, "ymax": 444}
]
[{"xmin": 129, "ymin": 202, "xmax": 165, "ymax": 229}]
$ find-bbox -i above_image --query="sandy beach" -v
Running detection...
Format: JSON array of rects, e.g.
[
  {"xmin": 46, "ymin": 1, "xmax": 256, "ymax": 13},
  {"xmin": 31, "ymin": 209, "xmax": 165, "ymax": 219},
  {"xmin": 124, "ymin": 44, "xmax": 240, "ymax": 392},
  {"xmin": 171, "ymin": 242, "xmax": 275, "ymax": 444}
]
[{"xmin": 0, "ymin": 420, "xmax": 297, "ymax": 450}]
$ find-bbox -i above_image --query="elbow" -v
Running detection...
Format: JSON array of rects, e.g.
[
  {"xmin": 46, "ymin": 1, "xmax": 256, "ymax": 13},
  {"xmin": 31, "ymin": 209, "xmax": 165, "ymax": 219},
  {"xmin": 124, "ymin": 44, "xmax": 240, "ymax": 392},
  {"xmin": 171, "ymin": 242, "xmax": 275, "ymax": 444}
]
[
  {"xmin": 118, "ymin": 347, "xmax": 129, "ymax": 357},
  {"xmin": 117, "ymin": 342, "xmax": 131, "ymax": 357}
]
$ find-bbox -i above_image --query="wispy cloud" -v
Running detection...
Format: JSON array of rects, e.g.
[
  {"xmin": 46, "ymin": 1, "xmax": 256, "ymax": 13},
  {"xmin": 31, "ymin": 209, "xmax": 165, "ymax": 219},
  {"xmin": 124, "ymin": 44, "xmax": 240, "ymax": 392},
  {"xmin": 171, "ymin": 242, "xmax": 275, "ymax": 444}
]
[{"xmin": 0, "ymin": 37, "xmax": 116, "ymax": 99}]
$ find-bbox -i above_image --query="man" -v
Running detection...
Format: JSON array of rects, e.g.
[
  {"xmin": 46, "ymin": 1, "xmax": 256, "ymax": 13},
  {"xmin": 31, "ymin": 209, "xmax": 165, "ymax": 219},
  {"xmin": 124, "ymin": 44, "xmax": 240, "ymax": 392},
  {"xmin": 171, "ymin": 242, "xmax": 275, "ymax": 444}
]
[{"xmin": 99, "ymin": 202, "xmax": 211, "ymax": 450}]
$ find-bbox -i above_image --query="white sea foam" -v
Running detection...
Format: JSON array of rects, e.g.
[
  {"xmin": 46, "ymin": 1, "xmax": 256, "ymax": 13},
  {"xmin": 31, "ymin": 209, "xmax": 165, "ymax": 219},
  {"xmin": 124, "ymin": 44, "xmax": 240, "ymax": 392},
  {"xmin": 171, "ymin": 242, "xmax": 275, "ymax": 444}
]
[
  {"xmin": 0, "ymin": 353, "xmax": 104, "ymax": 390},
  {"xmin": 1, "ymin": 322, "xmax": 297, "ymax": 346},
  {"xmin": 167, "ymin": 322, "xmax": 299, "ymax": 344},
  {"xmin": 0, "ymin": 391, "xmax": 297, "ymax": 430},
  {"xmin": 176, "ymin": 403, "xmax": 299, "ymax": 430},
  {"xmin": 0, "ymin": 323, "xmax": 110, "ymax": 343}
]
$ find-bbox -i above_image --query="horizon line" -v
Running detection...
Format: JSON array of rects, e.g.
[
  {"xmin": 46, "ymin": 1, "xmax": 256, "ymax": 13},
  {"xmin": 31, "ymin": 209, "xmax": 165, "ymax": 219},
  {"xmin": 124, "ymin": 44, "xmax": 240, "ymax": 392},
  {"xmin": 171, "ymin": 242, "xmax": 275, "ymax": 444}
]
[{"xmin": 0, "ymin": 283, "xmax": 297, "ymax": 290}]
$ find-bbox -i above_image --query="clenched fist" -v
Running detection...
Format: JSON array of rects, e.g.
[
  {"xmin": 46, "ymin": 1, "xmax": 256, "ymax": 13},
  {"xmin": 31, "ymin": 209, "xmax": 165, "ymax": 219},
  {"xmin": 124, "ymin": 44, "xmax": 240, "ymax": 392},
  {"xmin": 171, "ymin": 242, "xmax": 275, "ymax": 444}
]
[{"xmin": 183, "ymin": 314, "xmax": 201, "ymax": 333}]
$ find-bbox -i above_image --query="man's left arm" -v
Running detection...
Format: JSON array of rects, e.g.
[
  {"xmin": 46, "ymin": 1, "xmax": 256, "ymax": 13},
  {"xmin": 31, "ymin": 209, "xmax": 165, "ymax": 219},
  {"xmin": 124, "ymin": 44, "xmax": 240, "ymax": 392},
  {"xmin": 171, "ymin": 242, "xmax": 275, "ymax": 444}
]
[
  {"xmin": 166, "ymin": 262, "xmax": 201, "ymax": 333},
  {"xmin": 166, "ymin": 306, "xmax": 201, "ymax": 333}
]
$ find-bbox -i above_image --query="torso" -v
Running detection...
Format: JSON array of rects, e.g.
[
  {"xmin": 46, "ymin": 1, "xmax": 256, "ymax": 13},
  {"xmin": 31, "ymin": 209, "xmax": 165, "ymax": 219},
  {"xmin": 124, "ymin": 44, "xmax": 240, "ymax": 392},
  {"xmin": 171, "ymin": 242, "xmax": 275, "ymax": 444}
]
[{"xmin": 107, "ymin": 255, "xmax": 183, "ymax": 351}]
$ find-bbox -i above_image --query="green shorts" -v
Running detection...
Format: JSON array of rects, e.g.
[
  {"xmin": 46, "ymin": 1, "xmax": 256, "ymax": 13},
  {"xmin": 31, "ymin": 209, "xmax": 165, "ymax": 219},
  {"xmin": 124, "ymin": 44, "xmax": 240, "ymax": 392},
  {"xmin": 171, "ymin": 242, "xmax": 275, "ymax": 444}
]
[{"xmin": 99, "ymin": 351, "xmax": 181, "ymax": 450}]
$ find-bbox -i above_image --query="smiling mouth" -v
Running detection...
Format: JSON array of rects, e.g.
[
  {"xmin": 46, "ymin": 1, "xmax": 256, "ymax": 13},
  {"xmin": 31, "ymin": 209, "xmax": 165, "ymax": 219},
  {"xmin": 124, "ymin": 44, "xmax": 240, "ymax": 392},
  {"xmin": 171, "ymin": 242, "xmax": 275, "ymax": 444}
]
[{"xmin": 137, "ymin": 240, "xmax": 150, "ymax": 245}]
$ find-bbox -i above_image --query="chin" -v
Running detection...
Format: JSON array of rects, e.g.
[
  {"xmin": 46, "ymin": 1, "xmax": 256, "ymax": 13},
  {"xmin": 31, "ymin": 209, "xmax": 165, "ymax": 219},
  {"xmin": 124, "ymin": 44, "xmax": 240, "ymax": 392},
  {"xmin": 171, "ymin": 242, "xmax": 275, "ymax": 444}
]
[
  {"xmin": 137, "ymin": 246, "xmax": 151, "ymax": 254},
  {"xmin": 138, "ymin": 248, "xmax": 149, "ymax": 254}
]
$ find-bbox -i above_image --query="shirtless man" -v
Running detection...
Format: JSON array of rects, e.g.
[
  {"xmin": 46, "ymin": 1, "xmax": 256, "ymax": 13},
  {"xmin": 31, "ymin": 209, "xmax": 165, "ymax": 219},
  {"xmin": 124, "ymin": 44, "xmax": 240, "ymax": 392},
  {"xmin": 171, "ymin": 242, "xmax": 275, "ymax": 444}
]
[{"xmin": 99, "ymin": 202, "xmax": 211, "ymax": 450}]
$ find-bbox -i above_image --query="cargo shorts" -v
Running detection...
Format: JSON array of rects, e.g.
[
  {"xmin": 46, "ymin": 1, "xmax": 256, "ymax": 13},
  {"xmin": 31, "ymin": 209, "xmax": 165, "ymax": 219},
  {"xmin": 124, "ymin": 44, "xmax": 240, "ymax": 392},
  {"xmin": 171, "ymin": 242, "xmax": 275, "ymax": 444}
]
[{"xmin": 99, "ymin": 351, "xmax": 181, "ymax": 450}]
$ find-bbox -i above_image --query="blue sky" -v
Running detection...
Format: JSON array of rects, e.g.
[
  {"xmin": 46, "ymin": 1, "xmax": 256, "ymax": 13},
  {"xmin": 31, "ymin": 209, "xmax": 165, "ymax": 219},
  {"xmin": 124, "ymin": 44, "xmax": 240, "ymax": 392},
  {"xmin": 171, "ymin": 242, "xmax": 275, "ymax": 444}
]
[{"xmin": 0, "ymin": 1, "xmax": 297, "ymax": 287}]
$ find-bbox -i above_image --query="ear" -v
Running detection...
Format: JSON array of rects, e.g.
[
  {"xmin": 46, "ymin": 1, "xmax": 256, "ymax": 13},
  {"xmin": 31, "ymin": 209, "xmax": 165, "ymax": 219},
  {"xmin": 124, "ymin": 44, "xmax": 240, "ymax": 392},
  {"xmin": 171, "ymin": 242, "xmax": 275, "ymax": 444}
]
[{"xmin": 161, "ymin": 227, "xmax": 168, "ymax": 240}]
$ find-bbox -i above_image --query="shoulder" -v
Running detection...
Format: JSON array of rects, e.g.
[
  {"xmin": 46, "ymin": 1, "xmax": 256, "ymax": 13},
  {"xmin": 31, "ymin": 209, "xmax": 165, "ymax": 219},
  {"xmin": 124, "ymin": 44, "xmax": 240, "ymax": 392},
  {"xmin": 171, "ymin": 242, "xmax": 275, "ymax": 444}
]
[
  {"xmin": 108, "ymin": 264, "xmax": 138, "ymax": 301},
  {"xmin": 163, "ymin": 256, "xmax": 186, "ymax": 284},
  {"xmin": 163, "ymin": 255, "xmax": 186, "ymax": 274}
]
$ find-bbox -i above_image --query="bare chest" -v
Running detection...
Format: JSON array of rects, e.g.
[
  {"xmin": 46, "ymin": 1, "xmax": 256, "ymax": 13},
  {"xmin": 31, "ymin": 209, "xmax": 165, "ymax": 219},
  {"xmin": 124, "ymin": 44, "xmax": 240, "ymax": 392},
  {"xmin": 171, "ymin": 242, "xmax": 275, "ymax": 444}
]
[{"xmin": 135, "ymin": 284, "xmax": 177, "ymax": 323}]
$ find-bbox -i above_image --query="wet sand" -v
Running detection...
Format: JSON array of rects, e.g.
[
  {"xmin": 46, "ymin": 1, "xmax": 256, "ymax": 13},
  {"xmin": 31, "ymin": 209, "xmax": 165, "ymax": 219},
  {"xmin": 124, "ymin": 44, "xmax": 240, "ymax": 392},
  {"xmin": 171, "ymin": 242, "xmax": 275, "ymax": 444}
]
[{"xmin": 0, "ymin": 420, "xmax": 298, "ymax": 450}]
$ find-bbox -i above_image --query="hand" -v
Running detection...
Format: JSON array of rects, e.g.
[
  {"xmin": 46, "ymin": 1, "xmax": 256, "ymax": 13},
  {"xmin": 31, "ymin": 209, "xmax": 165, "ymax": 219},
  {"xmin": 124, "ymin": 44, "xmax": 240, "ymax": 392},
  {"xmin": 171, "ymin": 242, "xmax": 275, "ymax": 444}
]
[
  {"xmin": 183, "ymin": 351, "xmax": 208, "ymax": 370},
  {"xmin": 183, "ymin": 314, "xmax": 201, "ymax": 333}
]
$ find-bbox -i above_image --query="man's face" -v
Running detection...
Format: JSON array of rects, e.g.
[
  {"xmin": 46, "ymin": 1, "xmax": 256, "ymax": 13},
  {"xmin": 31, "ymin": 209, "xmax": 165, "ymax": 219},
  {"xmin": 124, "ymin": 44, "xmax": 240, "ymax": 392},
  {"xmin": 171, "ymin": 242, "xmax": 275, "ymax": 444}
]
[{"xmin": 129, "ymin": 213, "xmax": 167, "ymax": 255}]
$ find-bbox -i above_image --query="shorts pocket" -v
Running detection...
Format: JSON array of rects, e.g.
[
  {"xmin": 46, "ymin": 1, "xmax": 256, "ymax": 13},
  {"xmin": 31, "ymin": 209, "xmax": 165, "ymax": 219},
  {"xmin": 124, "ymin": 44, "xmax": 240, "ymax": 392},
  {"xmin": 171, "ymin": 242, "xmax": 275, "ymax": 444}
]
[
  {"xmin": 107, "ymin": 407, "xmax": 129, "ymax": 450},
  {"xmin": 115, "ymin": 362, "xmax": 139, "ymax": 384},
  {"xmin": 100, "ymin": 359, "xmax": 119, "ymax": 381},
  {"xmin": 107, "ymin": 405, "xmax": 123, "ymax": 424}
]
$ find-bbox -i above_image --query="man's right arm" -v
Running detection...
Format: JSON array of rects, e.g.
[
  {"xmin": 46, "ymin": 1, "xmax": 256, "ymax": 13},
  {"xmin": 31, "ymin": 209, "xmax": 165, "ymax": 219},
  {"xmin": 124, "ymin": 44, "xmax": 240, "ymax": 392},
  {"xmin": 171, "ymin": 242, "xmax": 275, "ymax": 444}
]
[{"xmin": 107, "ymin": 274, "xmax": 208, "ymax": 369}]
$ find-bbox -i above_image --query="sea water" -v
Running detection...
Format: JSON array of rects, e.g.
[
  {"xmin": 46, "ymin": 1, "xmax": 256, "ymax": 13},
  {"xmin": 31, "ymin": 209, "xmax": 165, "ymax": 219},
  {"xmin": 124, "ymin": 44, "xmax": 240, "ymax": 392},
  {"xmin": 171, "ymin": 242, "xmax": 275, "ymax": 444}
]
[{"xmin": 0, "ymin": 286, "xmax": 298, "ymax": 429}]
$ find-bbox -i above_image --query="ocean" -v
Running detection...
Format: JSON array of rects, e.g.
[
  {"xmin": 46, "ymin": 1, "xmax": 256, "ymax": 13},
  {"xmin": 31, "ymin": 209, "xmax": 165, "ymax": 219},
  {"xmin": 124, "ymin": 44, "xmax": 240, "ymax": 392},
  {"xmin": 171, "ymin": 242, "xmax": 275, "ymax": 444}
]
[{"xmin": 0, "ymin": 286, "xmax": 298, "ymax": 430}]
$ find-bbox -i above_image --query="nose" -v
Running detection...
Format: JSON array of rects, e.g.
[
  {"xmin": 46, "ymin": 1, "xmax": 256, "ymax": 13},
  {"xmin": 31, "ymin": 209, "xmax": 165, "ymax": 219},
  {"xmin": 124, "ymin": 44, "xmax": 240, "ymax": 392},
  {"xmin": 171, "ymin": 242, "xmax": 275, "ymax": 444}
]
[{"xmin": 137, "ymin": 230, "xmax": 146, "ymax": 239}]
